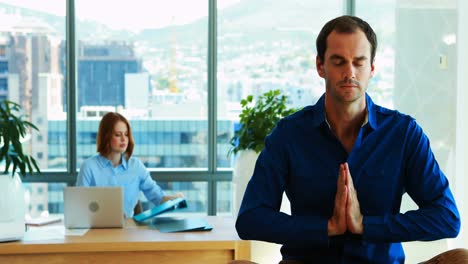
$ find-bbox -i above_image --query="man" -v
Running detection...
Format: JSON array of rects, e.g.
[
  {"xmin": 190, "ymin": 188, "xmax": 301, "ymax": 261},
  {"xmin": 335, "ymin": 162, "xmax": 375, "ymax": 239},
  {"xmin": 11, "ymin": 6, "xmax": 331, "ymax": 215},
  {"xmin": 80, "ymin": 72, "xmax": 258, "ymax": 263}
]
[{"xmin": 235, "ymin": 15, "xmax": 460, "ymax": 263}]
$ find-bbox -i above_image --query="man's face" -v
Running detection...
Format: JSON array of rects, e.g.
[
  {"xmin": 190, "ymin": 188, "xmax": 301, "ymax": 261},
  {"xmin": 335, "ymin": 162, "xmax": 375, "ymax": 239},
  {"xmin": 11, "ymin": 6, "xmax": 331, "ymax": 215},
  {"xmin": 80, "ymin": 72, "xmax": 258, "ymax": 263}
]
[{"xmin": 316, "ymin": 30, "xmax": 375, "ymax": 104}]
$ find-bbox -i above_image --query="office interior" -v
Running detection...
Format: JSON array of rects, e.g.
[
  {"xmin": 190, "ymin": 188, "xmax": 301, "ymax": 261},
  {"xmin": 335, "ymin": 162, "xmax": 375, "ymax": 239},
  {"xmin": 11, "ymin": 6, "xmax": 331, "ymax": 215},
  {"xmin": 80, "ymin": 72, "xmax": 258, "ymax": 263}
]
[{"xmin": 0, "ymin": 0, "xmax": 467, "ymax": 263}]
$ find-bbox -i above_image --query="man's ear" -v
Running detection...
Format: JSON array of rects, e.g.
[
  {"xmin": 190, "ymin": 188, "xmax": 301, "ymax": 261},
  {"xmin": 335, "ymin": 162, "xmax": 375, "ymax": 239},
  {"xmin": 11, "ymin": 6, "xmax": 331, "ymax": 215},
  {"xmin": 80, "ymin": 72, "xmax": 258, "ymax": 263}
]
[
  {"xmin": 316, "ymin": 56, "xmax": 325, "ymax": 78},
  {"xmin": 370, "ymin": 63, "xmax": 375, "ymax": 78}
]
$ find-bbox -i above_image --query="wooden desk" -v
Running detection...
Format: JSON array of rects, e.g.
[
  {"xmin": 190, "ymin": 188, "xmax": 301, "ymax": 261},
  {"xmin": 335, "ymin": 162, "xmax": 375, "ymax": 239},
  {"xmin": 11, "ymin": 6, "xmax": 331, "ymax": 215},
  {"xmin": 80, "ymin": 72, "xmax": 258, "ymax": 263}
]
[{"xmin": 0, "ymin": 216, "xmax": 250, "ymax": 263}]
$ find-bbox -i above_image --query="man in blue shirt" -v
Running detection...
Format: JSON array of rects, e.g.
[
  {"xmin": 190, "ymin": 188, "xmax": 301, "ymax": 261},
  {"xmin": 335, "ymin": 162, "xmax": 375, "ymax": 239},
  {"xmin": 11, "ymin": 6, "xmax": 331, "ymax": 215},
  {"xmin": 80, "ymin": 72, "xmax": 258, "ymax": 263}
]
[{"xmin": 235, "ymin": 15, "xmax": 460, "ymax": 263}]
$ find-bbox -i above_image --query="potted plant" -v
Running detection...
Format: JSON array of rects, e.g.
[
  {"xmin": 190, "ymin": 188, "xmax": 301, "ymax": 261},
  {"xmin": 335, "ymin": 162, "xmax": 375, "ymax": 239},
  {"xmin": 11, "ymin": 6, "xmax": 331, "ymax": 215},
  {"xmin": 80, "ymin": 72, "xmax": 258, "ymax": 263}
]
[
  {"xmin": 229, "ymin": 89, "xmax": 297, "ymax": 212},
  {"xmin": 228, "ymin": 89, "xmax": 298, "ymax": 263},
  {"xmin": 0, "ymin": 100, "xmax": 41, "ymax": 241},
  {"xmin": 229, "ymin": 89, "xmax": 298, "ymax": 156}
]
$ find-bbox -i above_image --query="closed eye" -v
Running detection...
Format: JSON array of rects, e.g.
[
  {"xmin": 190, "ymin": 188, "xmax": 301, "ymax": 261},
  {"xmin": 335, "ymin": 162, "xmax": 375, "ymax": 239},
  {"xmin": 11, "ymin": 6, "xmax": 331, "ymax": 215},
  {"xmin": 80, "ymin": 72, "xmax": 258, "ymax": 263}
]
[
  {"xmin": 331, "ymin": 58, "xmax": 345, "ymax": 66},
  {"xmin": 353, "ymin": 57, "xmax": 368, "ymax": 67}
]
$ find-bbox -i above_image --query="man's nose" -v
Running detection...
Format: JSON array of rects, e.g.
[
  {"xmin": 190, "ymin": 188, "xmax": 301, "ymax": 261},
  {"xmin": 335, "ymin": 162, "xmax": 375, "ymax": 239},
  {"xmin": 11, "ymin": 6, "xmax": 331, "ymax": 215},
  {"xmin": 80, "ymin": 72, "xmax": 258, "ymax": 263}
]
[{"xmin": 342, "ymin": 63, "xmax": 356, "ymax": 80}]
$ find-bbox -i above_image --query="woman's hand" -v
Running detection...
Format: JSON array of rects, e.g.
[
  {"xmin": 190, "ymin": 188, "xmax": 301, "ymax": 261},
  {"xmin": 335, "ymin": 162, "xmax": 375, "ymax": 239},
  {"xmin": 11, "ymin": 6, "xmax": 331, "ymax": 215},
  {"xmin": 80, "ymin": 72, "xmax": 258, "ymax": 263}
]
[{"xmin": 160, "ymin": 192, "xmax": 184, "ymax": 204}]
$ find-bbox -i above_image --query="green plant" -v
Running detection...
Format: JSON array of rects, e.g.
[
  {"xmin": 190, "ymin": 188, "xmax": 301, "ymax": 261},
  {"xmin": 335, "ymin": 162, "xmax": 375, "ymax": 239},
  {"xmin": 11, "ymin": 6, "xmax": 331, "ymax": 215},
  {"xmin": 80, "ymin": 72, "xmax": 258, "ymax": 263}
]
[
  {"xmin": 0, "ymin": 100, "xmax": 41, "ymax": 177},
  {"xmin": 229, "ymin": 89, "xmax": 298, "ymax": 156}
]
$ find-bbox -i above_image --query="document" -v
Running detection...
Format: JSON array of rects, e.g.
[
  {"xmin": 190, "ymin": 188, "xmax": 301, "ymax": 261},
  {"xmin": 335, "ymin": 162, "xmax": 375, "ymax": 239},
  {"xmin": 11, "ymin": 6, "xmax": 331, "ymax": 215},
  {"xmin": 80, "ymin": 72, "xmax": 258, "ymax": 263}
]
[
  {"xmin": 25, "ymin": 215, "xmax": 62, "ymax": 226},
  {"xmin": 23, "ymin": 226, "xmax": 65, "ymax": 241}
]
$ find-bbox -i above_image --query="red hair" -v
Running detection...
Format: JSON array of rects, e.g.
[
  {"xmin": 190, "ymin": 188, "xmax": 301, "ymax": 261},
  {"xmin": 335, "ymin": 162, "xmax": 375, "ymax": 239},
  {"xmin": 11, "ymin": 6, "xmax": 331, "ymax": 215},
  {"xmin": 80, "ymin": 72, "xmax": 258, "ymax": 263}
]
[{"xmin": 97, "ymin": 112, "xmax": 134, "ymax": 160}]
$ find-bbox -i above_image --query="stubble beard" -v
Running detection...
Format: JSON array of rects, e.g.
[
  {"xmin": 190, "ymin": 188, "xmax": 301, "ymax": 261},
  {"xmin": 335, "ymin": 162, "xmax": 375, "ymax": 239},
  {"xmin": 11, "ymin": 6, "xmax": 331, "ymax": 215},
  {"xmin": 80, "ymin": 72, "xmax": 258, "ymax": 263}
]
[{"xmin": 326, "ymin": 80, "xmax": 366, "ymax": 104}]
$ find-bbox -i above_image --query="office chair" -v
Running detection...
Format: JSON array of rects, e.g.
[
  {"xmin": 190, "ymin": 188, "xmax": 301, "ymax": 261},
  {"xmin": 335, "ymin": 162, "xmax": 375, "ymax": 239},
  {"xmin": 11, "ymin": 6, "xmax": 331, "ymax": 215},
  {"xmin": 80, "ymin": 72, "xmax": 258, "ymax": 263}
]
[
  {"xmin": 133, "ymin": 200, "xmax": 143, "ymax": 215},
  {"xmin": 421, "ymin": 248, "xmax": 468, "ymax": 264}
]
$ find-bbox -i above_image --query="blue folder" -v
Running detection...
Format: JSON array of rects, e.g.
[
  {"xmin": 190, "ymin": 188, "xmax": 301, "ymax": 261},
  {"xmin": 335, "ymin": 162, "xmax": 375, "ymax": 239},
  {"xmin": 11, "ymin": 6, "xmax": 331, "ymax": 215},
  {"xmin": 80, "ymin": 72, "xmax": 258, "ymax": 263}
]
[
  {"xmin": 133, "ymin": 197, "xmax": 188, "ymax": 223},
  {"xmin": 151, "ymin": 217, "xmax": 213, "ymax": 233}
]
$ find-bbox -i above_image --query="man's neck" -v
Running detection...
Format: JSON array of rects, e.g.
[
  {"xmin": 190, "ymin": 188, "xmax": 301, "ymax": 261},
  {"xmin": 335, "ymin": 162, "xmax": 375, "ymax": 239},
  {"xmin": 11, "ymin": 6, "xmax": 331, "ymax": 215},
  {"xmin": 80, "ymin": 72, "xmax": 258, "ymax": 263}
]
[{"xmin": 325, "ymin": 96, "xmax": 367, "ymax": 152}]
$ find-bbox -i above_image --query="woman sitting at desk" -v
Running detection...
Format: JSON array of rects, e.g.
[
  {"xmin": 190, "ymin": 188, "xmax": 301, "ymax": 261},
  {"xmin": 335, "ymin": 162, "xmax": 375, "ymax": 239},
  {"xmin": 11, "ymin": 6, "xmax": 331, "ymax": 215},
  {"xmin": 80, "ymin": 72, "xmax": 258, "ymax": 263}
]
[{"xmin": 76, "ymin": 112, "xmax": 183, "ymax": 217}]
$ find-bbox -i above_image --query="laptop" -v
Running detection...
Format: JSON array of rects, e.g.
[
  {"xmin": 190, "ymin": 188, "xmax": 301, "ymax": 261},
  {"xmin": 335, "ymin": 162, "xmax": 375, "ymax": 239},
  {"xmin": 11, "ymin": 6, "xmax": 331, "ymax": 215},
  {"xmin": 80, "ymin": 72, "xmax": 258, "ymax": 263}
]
[{"xmin": 64, "ymin": 187, "xmax": 124, "ymax": 229}]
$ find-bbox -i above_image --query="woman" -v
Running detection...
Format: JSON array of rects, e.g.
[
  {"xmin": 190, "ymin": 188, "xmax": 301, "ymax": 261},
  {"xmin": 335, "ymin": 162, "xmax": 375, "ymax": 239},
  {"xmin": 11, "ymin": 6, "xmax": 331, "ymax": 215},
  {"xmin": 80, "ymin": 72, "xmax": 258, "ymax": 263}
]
[{"xmin": 76, "ymin": 112, "xmax": 182, "ymax": 217}]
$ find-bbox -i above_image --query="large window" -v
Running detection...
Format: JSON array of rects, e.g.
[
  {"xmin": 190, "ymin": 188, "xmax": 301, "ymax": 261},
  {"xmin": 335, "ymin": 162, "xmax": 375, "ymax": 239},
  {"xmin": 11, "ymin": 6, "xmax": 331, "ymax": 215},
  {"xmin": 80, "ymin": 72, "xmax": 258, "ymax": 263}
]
[
  {"xmin": 0, "ymin": 0, "xmax": 67, "ymax": 218},
  {"xmin": 0, "ymin": 0, "xmax": 67, "ymax": 170},
  {"xmin": 75, "ymin": 0, "xmax": 210, "ymax": 214},
  {"xmin": 74, "ymin": 0, "xmax": 208, "ymax": 170}
]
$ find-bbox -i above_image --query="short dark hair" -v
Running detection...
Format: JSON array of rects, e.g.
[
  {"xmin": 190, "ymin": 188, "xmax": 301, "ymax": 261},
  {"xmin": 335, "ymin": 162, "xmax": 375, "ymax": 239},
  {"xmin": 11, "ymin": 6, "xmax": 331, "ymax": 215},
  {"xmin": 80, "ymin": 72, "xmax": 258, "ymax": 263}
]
[
  {"xmin": 97, "ymin": 112, "xmax": 134, "ymax": 160},
  {"xmin": 316, "ymin": 15, "xmax": 377, "ymax": 64}
]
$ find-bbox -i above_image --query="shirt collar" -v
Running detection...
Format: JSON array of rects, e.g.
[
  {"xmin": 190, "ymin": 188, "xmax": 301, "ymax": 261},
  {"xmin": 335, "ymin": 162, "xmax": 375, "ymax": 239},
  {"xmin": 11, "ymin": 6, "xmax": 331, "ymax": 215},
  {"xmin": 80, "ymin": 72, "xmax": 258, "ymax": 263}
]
[
  {"xmin": 311, "ymin": 93, "xmax": 377, "ymax": 130},
  {"xmin": 121, "ymin": 155, "xmax": 128, "ymax": 169},
  {"xmin": 97, "ymin": 153, "xmax": 128, "ymax": 169},
  {"xmin": 365, "ymin": 94, "xmax": 377, "ymax": 130}
]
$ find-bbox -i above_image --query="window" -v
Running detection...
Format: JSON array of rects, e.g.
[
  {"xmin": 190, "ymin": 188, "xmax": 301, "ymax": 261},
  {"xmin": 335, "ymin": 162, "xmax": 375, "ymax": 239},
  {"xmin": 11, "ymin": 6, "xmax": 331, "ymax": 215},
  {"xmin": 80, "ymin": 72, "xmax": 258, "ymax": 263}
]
[
  {"xmin": 75, "ymin": 1, "xmax": 208, "ymax": 170},
  {"xmin": 0, "ymin": 1, "xmax": 67, "ymax": 217},
  {"xmin": 75, "ymin": 0, "xmax": 209, "ymax": 214},
  {"xmin": 0, "ymin": 78, "xmax": 7, "ymax": 92},
  {"xmin": 0, "ymin": 61, "xmax": 7, "ymax": 73}
]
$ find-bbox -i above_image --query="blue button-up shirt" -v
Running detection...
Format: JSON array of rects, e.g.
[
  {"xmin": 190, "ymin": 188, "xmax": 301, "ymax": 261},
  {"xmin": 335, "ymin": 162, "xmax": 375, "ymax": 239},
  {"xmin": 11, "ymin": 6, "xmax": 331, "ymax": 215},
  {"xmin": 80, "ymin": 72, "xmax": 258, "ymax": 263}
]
[
  {"xmin": 236, "ymin": 94, "xmax": 460, "ymax": 263},
  {"xmin": 76, "ymin": 154, "xmax": 165, "ymax": 217}
]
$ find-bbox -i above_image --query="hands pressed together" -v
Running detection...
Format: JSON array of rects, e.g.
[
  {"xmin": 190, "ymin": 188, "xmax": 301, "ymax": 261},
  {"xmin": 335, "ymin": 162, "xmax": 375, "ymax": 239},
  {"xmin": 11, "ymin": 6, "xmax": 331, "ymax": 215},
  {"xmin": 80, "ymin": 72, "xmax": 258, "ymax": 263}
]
[{"xmin": 328, "ymin": 162, "xmax": 363, "ymax": 236}]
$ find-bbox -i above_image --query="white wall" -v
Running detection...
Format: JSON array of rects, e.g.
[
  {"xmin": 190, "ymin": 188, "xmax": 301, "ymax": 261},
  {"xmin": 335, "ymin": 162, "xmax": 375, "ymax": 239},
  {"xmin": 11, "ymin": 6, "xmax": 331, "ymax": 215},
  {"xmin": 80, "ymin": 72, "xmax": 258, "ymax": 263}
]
[
  {"xmin": 454, "ymin": 0, "xmax": 468, "ymax": 249},
  {"xmin": 397, "ymin": 1, "xmax": 467, "ymax": 261}
]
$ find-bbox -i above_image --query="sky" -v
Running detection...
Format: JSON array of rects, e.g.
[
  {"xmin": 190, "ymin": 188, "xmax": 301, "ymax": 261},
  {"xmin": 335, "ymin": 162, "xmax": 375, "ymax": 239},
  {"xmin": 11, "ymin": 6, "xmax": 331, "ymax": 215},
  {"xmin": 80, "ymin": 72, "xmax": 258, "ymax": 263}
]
[{"xmin": 0, "ymin": 0, "xmax": 241, "ymax": 31}]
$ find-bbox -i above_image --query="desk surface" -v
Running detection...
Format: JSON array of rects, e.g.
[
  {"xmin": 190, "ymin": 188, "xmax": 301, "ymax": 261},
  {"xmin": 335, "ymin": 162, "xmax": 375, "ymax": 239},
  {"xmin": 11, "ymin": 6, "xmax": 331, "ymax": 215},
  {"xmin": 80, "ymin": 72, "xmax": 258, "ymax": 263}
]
[{"xmin": 0, "ymin": 216, "xmax": 250, "ymax": 263}]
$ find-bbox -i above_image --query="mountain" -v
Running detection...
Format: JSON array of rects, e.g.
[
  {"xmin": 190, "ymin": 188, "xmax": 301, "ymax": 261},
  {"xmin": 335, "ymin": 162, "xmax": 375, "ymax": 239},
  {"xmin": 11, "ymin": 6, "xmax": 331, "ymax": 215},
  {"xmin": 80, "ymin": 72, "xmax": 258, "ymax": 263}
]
[
  {"xmin": 0, "ymin": 2, "xmax": 66, "ymax": 37},
  {"xmin": 1, "ymin": 0, "xmax": 346, "ymax": 47},
  {"xmin": 133, "ymin": 0, "xmax": 340, "ymax": 48},
  {"xmin": 0, "ymin": 2, "xmax": 136, "ymax": 41}
]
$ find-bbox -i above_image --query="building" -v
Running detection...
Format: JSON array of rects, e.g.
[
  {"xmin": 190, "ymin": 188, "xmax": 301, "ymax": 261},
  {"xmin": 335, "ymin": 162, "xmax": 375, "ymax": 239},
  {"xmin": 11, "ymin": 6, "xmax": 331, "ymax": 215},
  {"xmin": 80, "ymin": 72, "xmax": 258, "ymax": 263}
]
[
  {"xmin": 0, "ymin": 35, "xmax": 9, "ymax": 101},
  {"xmin": 77, "ymin": 42, "xmax": 142, "ymax": 108}
]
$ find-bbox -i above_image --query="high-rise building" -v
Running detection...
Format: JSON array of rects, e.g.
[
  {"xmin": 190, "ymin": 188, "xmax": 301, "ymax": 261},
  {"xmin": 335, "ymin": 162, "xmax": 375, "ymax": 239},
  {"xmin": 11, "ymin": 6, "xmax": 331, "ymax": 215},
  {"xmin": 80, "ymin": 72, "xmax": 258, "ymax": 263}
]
[
  {"xmin": 77, "ymin": 42, "xmax": 142, "ymax": 109},
  {"xmin": 0, "ymin": 36, "xmax": 9, "ymax": 101}
]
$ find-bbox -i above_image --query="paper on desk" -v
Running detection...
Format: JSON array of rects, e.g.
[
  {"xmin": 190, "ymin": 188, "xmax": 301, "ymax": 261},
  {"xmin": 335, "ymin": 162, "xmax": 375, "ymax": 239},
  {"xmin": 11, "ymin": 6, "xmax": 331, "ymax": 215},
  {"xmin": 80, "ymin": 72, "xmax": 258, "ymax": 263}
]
[
  {"xmin": 25, "ymin": 215, "xmax": 62, "ymax": 226},
  {"xmin": 22, "ymin": 226, "xmax": 89, "ymax": 241},
  {"xmin": 65, "ymin": 228, "xmax": 89, "ymax": 236},
  {"xmin": 23, "ymin": 226, "xmax": 65, "ymax": 241}
]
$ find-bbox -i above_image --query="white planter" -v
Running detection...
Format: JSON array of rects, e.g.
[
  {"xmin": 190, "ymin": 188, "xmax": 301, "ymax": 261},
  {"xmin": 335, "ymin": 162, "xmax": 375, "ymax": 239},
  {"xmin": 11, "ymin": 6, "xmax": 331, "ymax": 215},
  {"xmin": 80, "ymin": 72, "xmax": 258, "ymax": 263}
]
[
  {"xmin": 0, "ymin": 172, "xmax": 26, "ymax": 242},
  {"xmin": 232, "ymin": 149, "xmax": 260, "ymax": 216},
  {"xmin": 233, "ymin": 149, "xmax": 291, "ymax": 263}
]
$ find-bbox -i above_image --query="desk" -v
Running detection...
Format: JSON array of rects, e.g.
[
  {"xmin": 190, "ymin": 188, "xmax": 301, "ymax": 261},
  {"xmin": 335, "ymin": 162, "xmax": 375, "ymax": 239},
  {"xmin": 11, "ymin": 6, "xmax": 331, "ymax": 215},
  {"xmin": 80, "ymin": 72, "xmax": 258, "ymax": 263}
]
[{"xmin": 0, "ymin": 216, "xmax": 250, "ymax": 263}]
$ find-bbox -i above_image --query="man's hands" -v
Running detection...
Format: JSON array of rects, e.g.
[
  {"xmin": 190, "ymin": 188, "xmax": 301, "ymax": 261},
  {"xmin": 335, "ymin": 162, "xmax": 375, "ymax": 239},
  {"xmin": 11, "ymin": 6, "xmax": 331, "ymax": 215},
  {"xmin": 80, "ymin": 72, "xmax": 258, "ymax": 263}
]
[
  {"xmin": 345, "ymin": 164, "xmax": 363, "ymax": 234},
  {"xmin": 328, "ymin": 163, "xmax": 348, "ymax": 236},
  {"xmin": 328, "ymin": 163, "xmax": 363, "ymax": 236}
]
